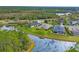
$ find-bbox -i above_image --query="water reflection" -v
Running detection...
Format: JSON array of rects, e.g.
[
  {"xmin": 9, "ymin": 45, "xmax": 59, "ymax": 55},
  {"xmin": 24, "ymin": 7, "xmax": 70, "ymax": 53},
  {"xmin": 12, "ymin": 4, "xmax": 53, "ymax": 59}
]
[{"xmin": 28, "ymin": 34, "xmax": 76, "ymax": 52}]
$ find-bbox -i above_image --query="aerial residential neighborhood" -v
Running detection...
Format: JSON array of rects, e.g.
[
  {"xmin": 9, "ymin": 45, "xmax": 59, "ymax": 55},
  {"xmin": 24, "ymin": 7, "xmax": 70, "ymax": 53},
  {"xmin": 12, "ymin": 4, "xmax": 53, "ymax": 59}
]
[{"xmin": 0, "ymin": 6, "xmax": 79, "ymax": 52}]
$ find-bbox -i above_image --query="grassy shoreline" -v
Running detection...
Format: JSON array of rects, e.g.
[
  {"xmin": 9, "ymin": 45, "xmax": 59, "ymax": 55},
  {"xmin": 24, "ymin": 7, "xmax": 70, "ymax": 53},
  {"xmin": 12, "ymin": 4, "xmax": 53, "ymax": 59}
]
[
  {"xmin": 16, "ymin": 26, "xmax": 79, "ymax": 42},
  {"xmin": 26, "ymin": 41, "xmax": 35, "ymax": 52},
  {"xmin": 31, "ymin": 33, "xmax": 79, "ymax": 42}
]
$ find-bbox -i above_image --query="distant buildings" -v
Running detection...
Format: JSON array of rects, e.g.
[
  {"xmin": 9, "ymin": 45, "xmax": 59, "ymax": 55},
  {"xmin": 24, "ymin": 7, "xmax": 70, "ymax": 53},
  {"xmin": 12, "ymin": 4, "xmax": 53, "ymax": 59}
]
[
  {"xmin": 56, "ymin": 13, "xmax": 65, "ymax": 16},
  {"xmin": 29, "ymin": 21, "xmax": 41, "ymax": 28},
  {"xmin": 58, "ymin": 18, "xmax": 64, "ymax": 25},
  {"xmin": 29, "ymin": 20, "xmax": 52, "ymax": 30},
  {"xmin": 56, "ymin": 12, "xmax": 71, "ymax": 16}
]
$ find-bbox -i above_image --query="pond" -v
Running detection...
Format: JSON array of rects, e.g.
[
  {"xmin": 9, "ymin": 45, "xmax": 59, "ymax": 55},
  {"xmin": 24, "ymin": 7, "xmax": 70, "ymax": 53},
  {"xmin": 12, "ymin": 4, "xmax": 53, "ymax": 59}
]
[{"xmin": 28, "ymin": 34, "xmax": 76, "ymax": 52}]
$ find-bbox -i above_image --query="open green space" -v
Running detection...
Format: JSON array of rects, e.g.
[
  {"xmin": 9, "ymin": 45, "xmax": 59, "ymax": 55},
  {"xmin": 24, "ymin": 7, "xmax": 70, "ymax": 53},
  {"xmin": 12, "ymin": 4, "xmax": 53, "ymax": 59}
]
[{"xmin": 16, "ymin": 25, "xmax": 79, "ymax": 42}]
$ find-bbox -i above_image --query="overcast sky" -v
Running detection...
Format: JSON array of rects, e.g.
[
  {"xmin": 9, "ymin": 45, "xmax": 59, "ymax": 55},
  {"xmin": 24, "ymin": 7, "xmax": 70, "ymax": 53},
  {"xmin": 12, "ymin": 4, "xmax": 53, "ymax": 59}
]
[{"xmin": 0, "ymin": 0, "xmax": 79, "ymax": 6}]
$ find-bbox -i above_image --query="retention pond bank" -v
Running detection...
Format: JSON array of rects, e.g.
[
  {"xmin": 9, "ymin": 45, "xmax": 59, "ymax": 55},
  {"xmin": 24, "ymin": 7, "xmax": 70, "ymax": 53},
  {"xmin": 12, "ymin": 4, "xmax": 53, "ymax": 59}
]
[{"xmin": 28, "ymin": 34, "xmax": 76, "ymax": 52}]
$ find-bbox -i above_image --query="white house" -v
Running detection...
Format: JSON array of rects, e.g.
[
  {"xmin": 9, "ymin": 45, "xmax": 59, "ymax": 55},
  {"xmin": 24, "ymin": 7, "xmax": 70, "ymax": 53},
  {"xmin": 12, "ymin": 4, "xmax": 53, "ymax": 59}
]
[{"xmin": 56, "ymin": 12, "xmax": 71, "ymax": 16}]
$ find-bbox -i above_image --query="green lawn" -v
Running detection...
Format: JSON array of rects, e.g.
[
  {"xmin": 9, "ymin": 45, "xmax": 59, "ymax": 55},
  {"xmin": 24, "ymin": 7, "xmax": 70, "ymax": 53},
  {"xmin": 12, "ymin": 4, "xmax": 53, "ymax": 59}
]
[{"xmin": 16, "ymin": 25, "xmax": 79, "ymax": 42}]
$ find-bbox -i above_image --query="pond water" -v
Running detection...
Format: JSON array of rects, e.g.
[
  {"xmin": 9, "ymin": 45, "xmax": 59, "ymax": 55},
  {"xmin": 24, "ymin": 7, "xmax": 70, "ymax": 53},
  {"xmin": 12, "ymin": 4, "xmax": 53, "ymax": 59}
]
[{"xmin": 28, "ymin": 34, "xmax": 76, "ymax": 52}]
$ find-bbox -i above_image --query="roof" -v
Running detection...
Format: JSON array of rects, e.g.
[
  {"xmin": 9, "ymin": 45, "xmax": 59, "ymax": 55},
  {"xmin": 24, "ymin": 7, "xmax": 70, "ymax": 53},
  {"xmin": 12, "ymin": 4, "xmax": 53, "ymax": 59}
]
[
  {"xmin": 0, "ymin": 26, "xmax": 15, "ymax": 31},
  {"xmin": 41, "ymin": 24, "xmax": 52, "ymax": 29},
  {"xmin": 53, "ymin": 25, "xmax": 65, "ymax": 34},
  {"xmin": 72, "ymin": 27, "xmax": 79, "ymax": 35},
  {"xmin": 30, "ymin": 21, "xmax": 41, "ymax": 26},
  {"xmin": 69, "ymin": 20, "xmax": 79, "ymax": 25},
  {"xmin": 72, "ymin": 21, "xmax": 77, "ymax": 24}
]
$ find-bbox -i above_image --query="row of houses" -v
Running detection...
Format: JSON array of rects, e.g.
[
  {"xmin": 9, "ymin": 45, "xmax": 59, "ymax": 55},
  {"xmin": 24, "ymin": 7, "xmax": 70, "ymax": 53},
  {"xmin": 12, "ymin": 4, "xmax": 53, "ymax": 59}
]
[
  {"xmin": 29, "ymin": 20, "xmax": 79, "ymax": 36},
  {"xmin": 58, "ymin": 18, "xmax": 79, "ymax": 26},
  {"xmin": 29, "ymin": 21, "xmax": 65, "ymax": 34}
]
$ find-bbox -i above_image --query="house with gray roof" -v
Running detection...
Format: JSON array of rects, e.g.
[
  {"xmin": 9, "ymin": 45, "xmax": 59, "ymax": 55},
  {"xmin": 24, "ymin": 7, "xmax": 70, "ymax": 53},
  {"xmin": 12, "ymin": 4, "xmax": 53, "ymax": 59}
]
[
  {"xmin": 29, "ymin": 21, "xmax": 41, "ymax": 28},
  {"xmin": 53, "ymin": 25, "xmax": 65, "ymax": 34},
  {"xmin": 69, "ymin": 26, "xmax": 79, "ymax": 35},
  {"xmin": 38, "ymin": 24, "xmax": 52, "ymax": 30},
  {"xmin": 69, "ymin": 20, "xmax": 79, "ymax": 25}
]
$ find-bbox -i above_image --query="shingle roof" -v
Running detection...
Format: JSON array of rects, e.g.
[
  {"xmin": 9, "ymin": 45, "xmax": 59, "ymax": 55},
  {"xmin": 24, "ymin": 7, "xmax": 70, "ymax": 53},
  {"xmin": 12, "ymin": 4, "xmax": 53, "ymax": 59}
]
[
  {"xmin": 41, "ymin": 24, "xmax": 52, "ymax": 29},
  {"xmin": 30, "ymin": 21, "xmax": 41, "ymax": 26},
  {"xmin": 72, "ymin": 27, "xmax": 79, "ymax": 35},
  {"xmin": 53, "ymin": 25, "xmax": 65, "ymax": 34}
]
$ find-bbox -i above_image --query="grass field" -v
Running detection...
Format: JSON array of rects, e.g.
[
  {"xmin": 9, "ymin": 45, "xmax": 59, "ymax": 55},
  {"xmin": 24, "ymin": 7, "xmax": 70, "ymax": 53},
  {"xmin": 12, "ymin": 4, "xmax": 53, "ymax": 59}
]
[{"xmin": 16, "ymin": 25, "xmax": 79, "ymax": 42}]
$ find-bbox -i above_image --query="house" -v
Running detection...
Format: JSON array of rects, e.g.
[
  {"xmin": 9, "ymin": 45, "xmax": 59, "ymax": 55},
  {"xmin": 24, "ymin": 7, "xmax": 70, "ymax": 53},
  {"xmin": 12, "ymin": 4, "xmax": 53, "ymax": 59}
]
[
  {"xmin": 56, "ymin": 12, "xmax": 71, "ymax": 16},
  {"xmin": 29, "ymin": 21, "xmax": 41, "ymax": 28},
  {"xmin": 58, "ymin": 18, "xmax": 64, "ymax": 25},
  {"xmin": 35, "ymin": 20, "xmax": 44, "ymax": 23},
  {"xmin": 71, "ymin": 21, "xmax": 78, "ymax": 25},
  {"xmin": 40, "ymin": 24, "xmax": 52, "ymax": 30},
  {"xmin": 69, "ymin": 20, "xmax": 79, "ymax": 25},
  {"xmin": 72, "ymin": 28, "xmax": 79, "ymax": 35},
  {"xmin": 53, "ymin": 25, "xmax": 65, "ymax": 34},
  {"xmin": 0, "ymin": 25, "xmax": 16, "ymax": 31},
  {"xmin": 65, "ymin": 12, "xmax": 71, "ymax": 16},
  {"xmin": 37, "ymin": 24, "xmax": 52, "ymax": 30},
  {"xmin": 69, "ymin": 26, "xmax": 79, "ymax": 35},
  {"xmin": 77, "ymin": 20, "xmax": 79, "ymax": 24},
  {"xmin": 56, "ymin": 13, "xmax": 65, "ymax": 16}
]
